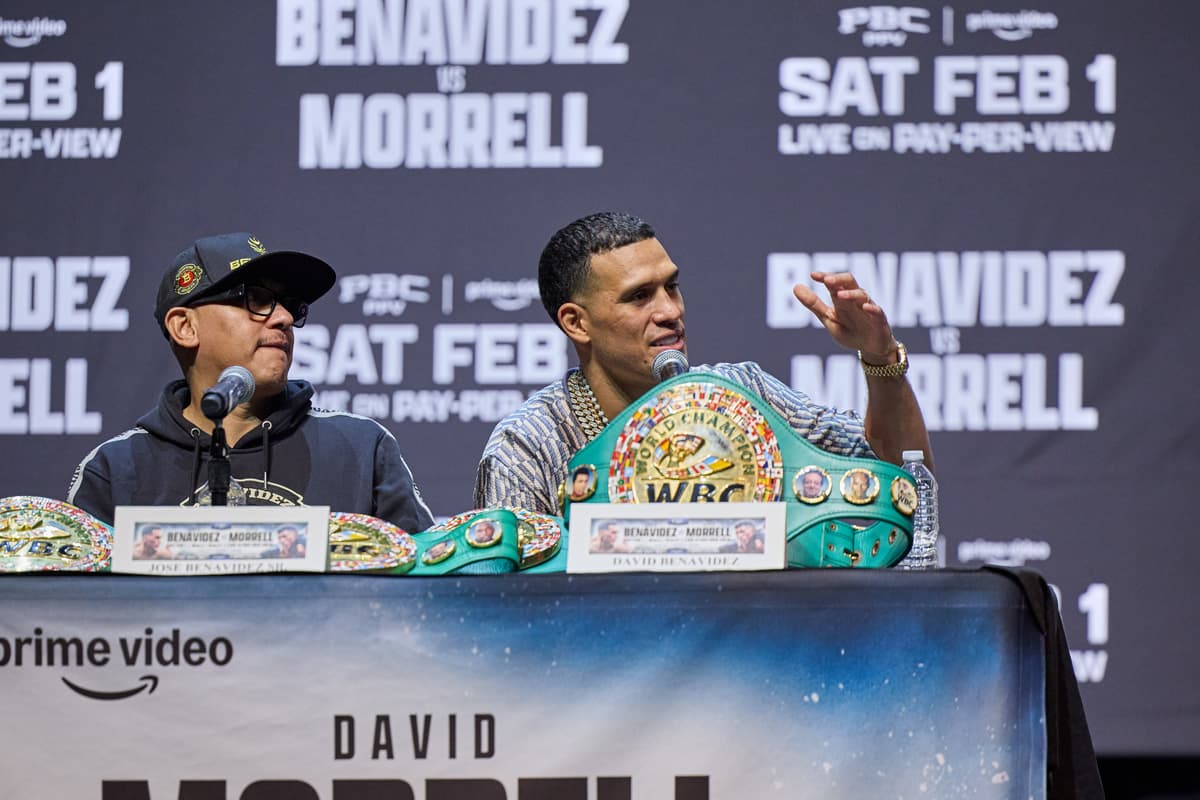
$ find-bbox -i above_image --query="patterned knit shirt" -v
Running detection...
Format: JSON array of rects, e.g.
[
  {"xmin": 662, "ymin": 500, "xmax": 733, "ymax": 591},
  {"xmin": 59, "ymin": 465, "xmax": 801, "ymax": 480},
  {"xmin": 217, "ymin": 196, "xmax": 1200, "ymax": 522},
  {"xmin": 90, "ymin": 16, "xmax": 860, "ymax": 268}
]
[{"xmin": 473, "ymin": 361, "xmax": 875, "ymax": 515}]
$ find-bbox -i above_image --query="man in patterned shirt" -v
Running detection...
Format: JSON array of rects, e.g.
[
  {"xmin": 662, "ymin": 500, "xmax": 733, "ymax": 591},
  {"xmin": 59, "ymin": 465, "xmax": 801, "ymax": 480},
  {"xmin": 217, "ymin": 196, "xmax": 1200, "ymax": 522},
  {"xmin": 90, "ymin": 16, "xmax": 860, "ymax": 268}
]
[{"xmin": 473, "ymin": 211, "xmax": 932, "ymax": 515}]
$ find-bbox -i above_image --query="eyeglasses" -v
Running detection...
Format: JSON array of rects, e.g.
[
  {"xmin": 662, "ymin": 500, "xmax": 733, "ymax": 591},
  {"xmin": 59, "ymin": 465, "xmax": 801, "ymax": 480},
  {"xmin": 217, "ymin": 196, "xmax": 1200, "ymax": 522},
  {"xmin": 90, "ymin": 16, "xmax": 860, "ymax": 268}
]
[{"xmin": 191, "ymin": 284, "xmax": 309, "ymax": 327}]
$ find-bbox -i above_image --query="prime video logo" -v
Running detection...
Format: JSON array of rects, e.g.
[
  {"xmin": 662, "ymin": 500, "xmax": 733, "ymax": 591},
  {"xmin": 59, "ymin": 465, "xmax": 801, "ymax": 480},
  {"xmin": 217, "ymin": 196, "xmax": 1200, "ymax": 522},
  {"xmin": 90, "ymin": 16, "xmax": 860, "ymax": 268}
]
[
  {"xmin": 0, "ymin": 16, "xmax": 67, "ymax": 47},
  {"xmin": 0, "ymin": 626, "xmax": 235, "ymax": 701},
  {"xmin": 464, "ymin": 278, "xmax": 540, "ymax": 311},
  {"xmin": 965, "ymin": 10, "xmax": 1058, "ymax": 41},
  {"xmin": 957, "ymin": 538, "xmax": 1051, "ymax": 567}
]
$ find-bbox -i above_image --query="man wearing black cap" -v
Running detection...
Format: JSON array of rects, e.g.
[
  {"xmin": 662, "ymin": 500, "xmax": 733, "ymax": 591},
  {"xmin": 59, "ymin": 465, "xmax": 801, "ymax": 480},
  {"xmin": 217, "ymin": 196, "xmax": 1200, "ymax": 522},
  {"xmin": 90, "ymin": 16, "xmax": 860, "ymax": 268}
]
[{"xmin": 67, "ymin": 232, "xmax": 435, "ymax": 533}]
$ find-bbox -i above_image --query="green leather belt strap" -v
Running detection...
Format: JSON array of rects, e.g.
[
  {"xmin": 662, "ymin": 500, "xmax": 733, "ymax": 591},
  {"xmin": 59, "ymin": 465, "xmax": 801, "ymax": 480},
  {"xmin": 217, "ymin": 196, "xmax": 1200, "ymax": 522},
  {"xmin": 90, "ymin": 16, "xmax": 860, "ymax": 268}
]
[
  {"xmin": 563, "ymin": 371, "xmax": 915, "ymax": 568},
  {"xmin": 386, "ymin": 508, "xmax": 566, "ymax": 576}
]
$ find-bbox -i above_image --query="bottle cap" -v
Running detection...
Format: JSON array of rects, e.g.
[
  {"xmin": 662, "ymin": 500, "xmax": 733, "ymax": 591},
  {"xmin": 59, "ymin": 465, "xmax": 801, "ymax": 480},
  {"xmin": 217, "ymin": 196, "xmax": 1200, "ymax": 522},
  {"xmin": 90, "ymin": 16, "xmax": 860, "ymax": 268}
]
[{"xmin": 901, "ymin": 450, "xmax": 925, "ymax": 462}]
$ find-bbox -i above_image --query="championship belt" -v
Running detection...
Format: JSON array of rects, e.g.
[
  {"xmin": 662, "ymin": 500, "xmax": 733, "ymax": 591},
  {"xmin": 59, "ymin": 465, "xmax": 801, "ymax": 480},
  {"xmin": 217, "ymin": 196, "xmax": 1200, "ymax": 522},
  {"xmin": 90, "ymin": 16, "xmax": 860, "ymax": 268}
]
[
  {"xmin": 0, "ymin": 496, "xmax": 112, "ymax": 573},
  {"xmin": 327, "ymin": 511, "xmax": 420, "ymax": 573},
  {"xmin": 329, "ymin": 508, "xmax": 565, "ymax": 575},
  {"xmin": 562, "ymin": 372, "xmax": 916, "ymax": 568}
]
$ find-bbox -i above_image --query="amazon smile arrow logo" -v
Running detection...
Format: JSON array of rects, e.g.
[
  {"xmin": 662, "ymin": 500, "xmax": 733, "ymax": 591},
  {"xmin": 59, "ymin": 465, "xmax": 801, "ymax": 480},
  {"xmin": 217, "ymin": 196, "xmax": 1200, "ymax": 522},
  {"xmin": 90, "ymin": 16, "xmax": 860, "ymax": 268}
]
[{"xmin": 62, "ymin": 674, "xmax": 158, "ymax": 701}]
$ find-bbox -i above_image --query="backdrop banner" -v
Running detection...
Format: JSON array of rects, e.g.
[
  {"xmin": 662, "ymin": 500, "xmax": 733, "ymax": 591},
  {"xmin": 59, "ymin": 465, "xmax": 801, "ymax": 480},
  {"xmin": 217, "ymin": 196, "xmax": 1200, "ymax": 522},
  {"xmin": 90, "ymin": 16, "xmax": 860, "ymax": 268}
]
[
  {"xmin": 0, "ymin": 571, "xmax": 1046, "ymax": 799},
  {"xmin": 1, "ymin": 0, "xmax": 1195, "ymax": 753}
]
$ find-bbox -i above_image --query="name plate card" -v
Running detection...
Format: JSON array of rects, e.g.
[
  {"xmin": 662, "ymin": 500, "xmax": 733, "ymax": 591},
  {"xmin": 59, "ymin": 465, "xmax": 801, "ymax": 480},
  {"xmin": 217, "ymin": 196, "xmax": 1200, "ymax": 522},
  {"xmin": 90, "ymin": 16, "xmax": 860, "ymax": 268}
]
[
  {"xmin": 112, "ymin": 506, "xmax": 330, "ymax": 575},
  {"xmin": 567, "ymin": 502, "xmax": 787, "ymax": 573}
]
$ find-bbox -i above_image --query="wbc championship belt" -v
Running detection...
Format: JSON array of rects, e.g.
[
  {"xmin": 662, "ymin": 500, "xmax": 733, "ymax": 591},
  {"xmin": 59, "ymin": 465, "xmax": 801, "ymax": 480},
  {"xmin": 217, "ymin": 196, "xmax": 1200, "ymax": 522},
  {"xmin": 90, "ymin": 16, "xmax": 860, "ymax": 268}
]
[
  {"xmin": 0, "ymin": 496, "xmax": 112, "ymax": 573},
  {"xmin": 562, "ymin": 372, "xmax": 916, "ymax": 568},
  {"xmin": 327, "ymin": 508, "xmax": 565, "ymax": 575}
]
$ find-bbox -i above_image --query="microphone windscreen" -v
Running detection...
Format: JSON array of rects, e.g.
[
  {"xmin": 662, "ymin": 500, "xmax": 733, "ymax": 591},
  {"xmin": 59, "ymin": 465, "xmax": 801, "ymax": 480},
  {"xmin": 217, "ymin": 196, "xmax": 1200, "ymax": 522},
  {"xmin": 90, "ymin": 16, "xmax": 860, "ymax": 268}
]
[
  {"xmin": 652, "ymin": 349, "xmax": 690, "ymax": 382},
  {"xmin": 219, "ymin": 365, "xmax": 256, "ymax": 404}
]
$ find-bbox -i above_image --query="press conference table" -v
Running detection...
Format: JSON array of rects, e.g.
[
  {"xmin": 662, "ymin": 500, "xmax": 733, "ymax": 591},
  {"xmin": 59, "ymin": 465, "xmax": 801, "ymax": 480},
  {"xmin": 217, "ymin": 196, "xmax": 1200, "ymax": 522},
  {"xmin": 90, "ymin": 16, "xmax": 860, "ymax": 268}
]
[{"xmin": 0, "ymin": 568, "xmax": 1100, "ymax": 799}]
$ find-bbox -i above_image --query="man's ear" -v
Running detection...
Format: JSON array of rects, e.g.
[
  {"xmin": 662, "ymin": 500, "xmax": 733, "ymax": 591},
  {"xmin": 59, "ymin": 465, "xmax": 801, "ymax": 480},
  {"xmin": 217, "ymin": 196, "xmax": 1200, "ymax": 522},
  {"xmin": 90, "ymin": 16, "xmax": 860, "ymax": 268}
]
[
  {"xmin": 557, "ymin": 302, "xmax": 590, "ymax": 346},
  {"xmin": 163, "ymin": 307, "xmax": 199, "ymax": 349}
]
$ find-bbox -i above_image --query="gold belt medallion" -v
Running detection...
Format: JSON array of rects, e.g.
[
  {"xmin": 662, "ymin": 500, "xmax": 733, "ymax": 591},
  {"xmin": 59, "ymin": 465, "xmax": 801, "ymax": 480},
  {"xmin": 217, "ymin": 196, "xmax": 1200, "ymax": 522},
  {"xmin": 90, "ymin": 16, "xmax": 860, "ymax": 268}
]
[
  {"xmin": 327, "ymin": 512, "xmax": 418, "ymax": 573},
  {"xmin": 513, "ymin": 508, "xmax": 562, "ymax": 568},
  {"xmin": 0, "ymin": 496, "xmax": 111, "ymax": 572},
  {"xmin": 609, "ymin": 383, "xmax": 783, "ymax": 504}
]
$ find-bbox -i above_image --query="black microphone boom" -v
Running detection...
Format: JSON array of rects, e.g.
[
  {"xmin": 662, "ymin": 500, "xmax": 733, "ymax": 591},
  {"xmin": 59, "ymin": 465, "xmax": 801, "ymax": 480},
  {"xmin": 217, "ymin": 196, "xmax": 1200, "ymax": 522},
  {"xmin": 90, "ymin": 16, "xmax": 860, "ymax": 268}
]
[
  {"xmin": 201, "ymin": 366, "xmax": 256, "ymax": 421},
  {"xmin": 652, "ymin": 349, "xmax": 690, "ymax": 382}
]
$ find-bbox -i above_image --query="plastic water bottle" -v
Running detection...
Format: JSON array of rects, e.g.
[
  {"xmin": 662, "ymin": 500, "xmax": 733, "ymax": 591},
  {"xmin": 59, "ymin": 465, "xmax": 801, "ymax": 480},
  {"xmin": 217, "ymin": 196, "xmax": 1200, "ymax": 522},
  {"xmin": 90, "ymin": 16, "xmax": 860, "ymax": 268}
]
[{"xmin": 897, "ymin": 449, "xmax": 938, "ymax": 570}]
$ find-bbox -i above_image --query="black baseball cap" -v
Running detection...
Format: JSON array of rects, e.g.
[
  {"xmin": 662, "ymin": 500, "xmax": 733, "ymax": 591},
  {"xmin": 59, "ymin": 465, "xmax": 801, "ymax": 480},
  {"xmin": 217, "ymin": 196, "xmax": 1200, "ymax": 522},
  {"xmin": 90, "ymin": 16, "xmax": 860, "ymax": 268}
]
[{"xmin": 154, "ymin": 232, "xmax": 337, "ymax": 333}]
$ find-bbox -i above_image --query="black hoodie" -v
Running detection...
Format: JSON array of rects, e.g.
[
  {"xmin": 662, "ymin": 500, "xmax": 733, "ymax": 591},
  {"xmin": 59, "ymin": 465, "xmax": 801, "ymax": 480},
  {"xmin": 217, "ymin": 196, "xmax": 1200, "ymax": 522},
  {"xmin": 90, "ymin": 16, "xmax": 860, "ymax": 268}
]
[{"xmin": 67, "ymin": 379, "xmax": 435, "ymax": 533}]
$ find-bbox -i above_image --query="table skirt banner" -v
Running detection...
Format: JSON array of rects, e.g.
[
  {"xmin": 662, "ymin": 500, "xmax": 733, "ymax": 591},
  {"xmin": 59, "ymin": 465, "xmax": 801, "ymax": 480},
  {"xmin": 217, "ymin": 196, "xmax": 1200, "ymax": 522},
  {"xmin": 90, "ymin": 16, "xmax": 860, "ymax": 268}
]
[{"xmin": 0, "ymin": 571, "xmax": 1045, "ymax": 799}]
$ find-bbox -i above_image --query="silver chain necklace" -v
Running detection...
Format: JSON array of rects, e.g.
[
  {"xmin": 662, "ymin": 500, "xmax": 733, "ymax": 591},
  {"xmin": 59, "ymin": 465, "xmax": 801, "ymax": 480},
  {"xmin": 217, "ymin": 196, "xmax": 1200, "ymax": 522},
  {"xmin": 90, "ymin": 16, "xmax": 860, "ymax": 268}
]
[{"xmin": 567, "ymin": 369, "xmax": 610, "ymax": 442}]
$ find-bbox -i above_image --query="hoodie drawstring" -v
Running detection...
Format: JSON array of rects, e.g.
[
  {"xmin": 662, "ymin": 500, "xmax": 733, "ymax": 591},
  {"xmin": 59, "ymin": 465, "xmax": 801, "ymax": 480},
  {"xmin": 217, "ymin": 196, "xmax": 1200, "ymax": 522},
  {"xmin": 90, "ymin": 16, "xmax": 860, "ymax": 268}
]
[
  {"xmin": 188, "ymin": 427, "xmax": 203, "ymax": 504},
  {"xmin": 187, "ymin": 420, "xmax": 274, "ymax": 502},
  {"xmin": 261, "ymin": 420, "xmax": 273, "ymax": 487}
]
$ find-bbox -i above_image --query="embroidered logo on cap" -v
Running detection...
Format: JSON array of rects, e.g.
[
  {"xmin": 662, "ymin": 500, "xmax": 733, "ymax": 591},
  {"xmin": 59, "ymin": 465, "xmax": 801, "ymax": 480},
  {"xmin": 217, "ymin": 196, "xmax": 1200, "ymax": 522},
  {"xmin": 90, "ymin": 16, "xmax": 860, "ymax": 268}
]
[
  {"xmin": 248, "ymin": 236, "xmax": 267, "ymax": 255},
  {"xmin": 229, "ymin": 258, "xmax": 251, "ymax": 270},
  {"xmin": 174, "ymin": 264, "xmax": 203, "ymax": 295}
]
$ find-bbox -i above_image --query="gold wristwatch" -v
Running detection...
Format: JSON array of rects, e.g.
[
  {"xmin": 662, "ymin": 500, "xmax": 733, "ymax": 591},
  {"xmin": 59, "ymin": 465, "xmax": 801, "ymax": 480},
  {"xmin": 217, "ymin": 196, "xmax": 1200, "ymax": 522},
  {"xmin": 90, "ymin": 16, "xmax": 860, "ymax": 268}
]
[{"xmin": 858, "ymin": 341, "xmax": 909, "ymax": 378}]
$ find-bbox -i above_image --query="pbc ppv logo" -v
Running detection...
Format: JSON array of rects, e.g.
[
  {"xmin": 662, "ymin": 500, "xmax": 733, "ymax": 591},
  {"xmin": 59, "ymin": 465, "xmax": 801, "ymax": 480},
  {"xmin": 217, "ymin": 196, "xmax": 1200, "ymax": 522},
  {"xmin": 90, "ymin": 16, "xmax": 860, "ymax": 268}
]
[
  {"xmin": 838, "ymin": 6, "xmax": 930, "ymax": 46},
  {"xmin": 338, "ymin": 273, "xmax": 430, "ymax": 316},
  {"xmin": 0, "ymin": 16, "xmax": 67, "ymax": 48}
]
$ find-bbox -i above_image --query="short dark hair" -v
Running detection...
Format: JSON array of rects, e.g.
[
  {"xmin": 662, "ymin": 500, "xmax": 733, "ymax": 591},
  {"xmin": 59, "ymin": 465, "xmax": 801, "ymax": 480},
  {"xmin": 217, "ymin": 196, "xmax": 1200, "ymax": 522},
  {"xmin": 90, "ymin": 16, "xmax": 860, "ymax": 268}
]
[{"xmin": 538, "ymin": 211, "xmax": 656, "ymax": 325}]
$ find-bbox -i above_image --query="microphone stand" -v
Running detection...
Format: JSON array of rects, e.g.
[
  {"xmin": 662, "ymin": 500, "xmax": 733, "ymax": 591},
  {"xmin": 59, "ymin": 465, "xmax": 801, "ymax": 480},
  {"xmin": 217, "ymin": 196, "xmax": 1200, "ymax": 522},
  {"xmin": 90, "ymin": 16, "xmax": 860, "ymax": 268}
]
[
  {"xmin": 207, "ymin": 419, "xmax": 231, "ymax": 507},
  {"xmin": 200, "ymin": 366, "xmax": 256, "ymax": 507}
]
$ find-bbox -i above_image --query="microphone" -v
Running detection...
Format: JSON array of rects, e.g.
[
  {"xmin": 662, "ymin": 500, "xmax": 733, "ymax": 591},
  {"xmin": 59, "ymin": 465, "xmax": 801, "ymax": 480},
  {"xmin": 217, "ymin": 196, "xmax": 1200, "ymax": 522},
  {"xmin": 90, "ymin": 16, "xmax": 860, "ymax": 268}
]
[
  {"xmin": 201, "ymin": 366, "xmax": 256, "ymax": 421},
  {"xmin": 652, "ymin": 349, "xmax": 690, "ymax": 382}
]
